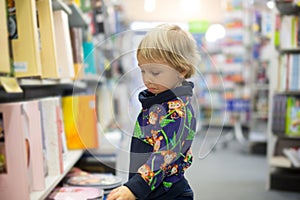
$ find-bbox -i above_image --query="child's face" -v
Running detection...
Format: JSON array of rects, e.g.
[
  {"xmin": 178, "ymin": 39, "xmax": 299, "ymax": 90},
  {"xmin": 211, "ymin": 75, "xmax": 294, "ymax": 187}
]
[{"xmin": 138, "ymin": 61, "xmax": 184, "ymax": 95}]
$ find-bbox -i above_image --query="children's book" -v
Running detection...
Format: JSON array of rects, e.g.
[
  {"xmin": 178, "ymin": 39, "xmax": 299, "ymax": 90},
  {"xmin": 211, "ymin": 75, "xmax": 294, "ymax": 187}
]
[
  {"xmin": 0, "ymin": 102, "xmax": 31, "ymax": 200},
  {"xmin": 48, "ymin": 186, "xmax": 103, "ymax": 200},
  {"xmin": 70, "ymin": 27, "xmax": 84, "ymax": 79},
  {"xmin": 53, "ymin": 10, "xmax": 75, "ymax": 79},
  {"xmin": 40, "ymin": 97, "xmax": 64, "ymax": 176},
  {"xmin": 23, "ymin": 100, "xmax": 45, "ymax": 191},
  {"xmin": 36, "ymin": 0, "xmax": 60, "ymax": 78},
  {"xmin": 62, "ymin": 95, "xmax": 99, "ymax": 150},
  {"xmin": 285, "ymin": 96, "xmax": 300, "ymax": 136},
  {"xmin": 0, "ymin": 1, "xmax": 11, "ymax": 74},
  {"xmin": 10, "ymin": 0, "xmax": 42, "ymax": 77}
]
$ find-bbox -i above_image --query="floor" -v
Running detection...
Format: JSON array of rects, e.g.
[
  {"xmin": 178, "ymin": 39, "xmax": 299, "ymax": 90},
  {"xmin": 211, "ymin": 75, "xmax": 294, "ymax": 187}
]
[{"xmin": 186, "ymin": 131, "xmax": 300, "ymax": 200}]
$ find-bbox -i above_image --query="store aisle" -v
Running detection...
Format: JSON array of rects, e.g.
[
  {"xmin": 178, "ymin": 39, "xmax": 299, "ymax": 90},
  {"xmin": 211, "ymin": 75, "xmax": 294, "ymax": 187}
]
[{"xmin": 186, "ymin": 132, "xmax": 300, "ymax": 200}]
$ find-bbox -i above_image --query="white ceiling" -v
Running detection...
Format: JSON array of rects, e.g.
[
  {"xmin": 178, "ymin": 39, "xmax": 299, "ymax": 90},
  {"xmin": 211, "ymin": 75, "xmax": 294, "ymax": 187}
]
[{"xmin": 121, "ymin": 0, "xmax": 225, "ymax": 23}]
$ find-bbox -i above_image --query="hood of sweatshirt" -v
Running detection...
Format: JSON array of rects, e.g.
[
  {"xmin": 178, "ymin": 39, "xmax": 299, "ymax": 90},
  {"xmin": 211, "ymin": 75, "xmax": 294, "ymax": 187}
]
[{"xmin": 138, "ymin": 81, "xmax": 194, "ymax": 109}]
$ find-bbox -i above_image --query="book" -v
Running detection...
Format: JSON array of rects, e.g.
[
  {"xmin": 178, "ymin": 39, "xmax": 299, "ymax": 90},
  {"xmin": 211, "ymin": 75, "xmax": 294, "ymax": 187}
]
[
  {"xmin": 47, "ymin": 186, "xmax": 104, "ymax": 200},
  {"xmin": 0, "ymin": 102, "xmax": 31, "ymax": 200},
  {"xmin": 66, "ymin": 173, "xmax": 122, "ymax": 194},
  {"xmin": 283, "ymin": 147, "xmax": 300, "ymax": 168},
  {"xmin": 70, "ymin": 27, "xmax": 84, "ymax": 79},
  {"xmin": 62, "ymin": 95, "xmax": 99, "ymax": 150},
  {"xmin": 0, "ymin": 0, "xmax": 11, "ymax": 74},
  {"xmin": 270, "ymin": 156, "xmax": 292, "ymax": 168},
  {"xmin": 53, "ymin": 10, "xmax": 75, "ymax": 79},
  {"xmin": 36, "ymin": 0, "xmax": 60, "ymax": 78},
  {"xmin": 39, "ymin": 97, "xmax": 64, "ymax": 176},
  {"xmin": 83, "ymin": 41, "xmax": 97, "ymax": 78},
  {"xmin": 23, "ymin": 100, "xmax": 45, "ymax": 191},
  {"xmin": 10, "ymin": 0, "xmax": 42, "ymax": 77},
  {"xmin": 285, "ymin": 96, "xmax": 300, "ymax": 136},
  {"xmin": 272, "ymin": 94, "xmax": 288, "ymax": 135}
]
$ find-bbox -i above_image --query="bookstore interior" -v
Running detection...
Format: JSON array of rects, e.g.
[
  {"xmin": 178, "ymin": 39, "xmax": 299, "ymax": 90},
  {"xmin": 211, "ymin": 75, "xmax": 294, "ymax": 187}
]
[{"xmin": 1, "ymin": 0, "xmax": 300, "ymax": 199}]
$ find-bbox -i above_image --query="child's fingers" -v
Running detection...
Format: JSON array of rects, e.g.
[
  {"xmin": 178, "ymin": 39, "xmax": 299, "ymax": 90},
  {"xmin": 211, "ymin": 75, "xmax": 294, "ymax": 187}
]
[{"xmin": 107, "ymin": 187, "xmax": 120, "ymax": 200}]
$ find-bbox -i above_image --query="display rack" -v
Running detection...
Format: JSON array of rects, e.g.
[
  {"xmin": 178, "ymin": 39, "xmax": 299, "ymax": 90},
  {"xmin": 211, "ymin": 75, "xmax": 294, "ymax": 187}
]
[
  {"xmin": 244, "ymin": 1, "xmax": 273, "ymax": 154},
  {"xmin": 198, "ymin": 0, "xmax": 252, "ymax": 128}
]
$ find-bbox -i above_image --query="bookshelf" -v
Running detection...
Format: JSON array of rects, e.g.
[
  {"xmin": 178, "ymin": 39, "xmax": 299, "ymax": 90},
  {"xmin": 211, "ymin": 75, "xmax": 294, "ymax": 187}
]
[
  {"xmin": 1, "ymin": 0, "xmax": 128, "ymax": 199},
  {"xmin": 0, "ymin": 1, "xmax": 104, "ymax": 200},
  {"xmin": 267, "ymin": 0, "xmax": 300, "ymax": 192}
]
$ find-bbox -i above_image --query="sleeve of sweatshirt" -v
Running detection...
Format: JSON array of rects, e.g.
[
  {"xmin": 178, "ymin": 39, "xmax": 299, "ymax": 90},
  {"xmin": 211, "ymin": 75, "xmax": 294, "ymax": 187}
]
[{"xmin": 124, "ymin": 98, "xmax": 196, "ymax": 199}]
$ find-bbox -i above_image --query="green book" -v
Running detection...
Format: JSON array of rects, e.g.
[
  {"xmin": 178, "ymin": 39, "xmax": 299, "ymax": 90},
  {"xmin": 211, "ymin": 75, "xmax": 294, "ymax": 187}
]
[{"xmin": 285, "ymin": 96, "xmax": 300, "ymax": 136}]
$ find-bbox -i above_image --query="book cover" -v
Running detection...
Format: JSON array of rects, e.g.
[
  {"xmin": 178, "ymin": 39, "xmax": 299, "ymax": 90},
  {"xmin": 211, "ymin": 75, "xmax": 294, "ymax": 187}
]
[
  {"xmin": 62, "ymin": 95, "xmax": 99, "ymax": 150},
  {"xmin": 283, "ymin": 147, "xmax": 300, "ymax": 168},
  {"xmin": 70, "ymin": 27, "xmax": 84, "ymax": 79},
  {"xmin": 0, "ymin": 0, "xmax": 11, "ymax": 74},
  {"xmin": 56, "ymin": 100, "xmax": 69, "ymax": 161},
  {"xmin": 36, "ymin": 0, "xmax": 60, "ymax": 78},
  {"xmin": 271, "ymin": 95, "xmax": 280, "ymax": 134},
  {"xmin": 289, "ymin": 54, "xmax": 299, "ymax": 91},
  {"xmin": 53, "ymin": 10, "xmax": 75, "ymax": 79},
  {"xmin": 279, "ymin": 95, "xmax": 287, "ymax": 134},
  {"xmin": 270, "ymin": 156, "xmax": 292, "ymax": 168},
  {"xmin": 10, "ymin": 0, "xmax": 42, "ymax": 77},
  {"xmin": 279, "ymin": 54, "xmax": 288, "ymax": 91},
  {"xmin": 39, "ymin": 97, "xmax": 64, "ymax": 176},
  {"xmin": 0, "ymin": 102, "xmax": 31, "ymax": 200},
  {"xmin": 285, "ymin": 96, "xmax": 300, "ymax": 136},
  {"xmin": 48, "ymin": 186, "xmax": 103, "ymax": 200},
  {"xmin": 280, "ymin": 15, "xmax": 293, "ymax": 49},
  {"xmin": 83, "ymin": 41, "xmax": 97, "ymax": 77},
  {"xmin": 23, "ymin": 100, "xmax": 45, "ymax": 191}
]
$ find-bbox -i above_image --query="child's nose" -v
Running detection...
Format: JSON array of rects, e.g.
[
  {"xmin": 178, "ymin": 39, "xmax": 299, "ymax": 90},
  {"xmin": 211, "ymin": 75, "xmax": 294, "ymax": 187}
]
[{"xmin": 143, "ymin": 74, "xmax": 152, "ymax": 84}]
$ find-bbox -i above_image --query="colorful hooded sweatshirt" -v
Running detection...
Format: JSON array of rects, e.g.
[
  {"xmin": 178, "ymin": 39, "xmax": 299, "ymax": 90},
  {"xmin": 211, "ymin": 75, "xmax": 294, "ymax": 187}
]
[{"xmin": 124, "ymin": 81, "xmax": 196, "ymax": 200}]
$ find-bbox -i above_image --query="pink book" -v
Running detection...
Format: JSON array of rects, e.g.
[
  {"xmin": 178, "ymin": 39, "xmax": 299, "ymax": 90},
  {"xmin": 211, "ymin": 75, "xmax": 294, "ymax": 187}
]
[
  {"xmin": 23, "ymin": 100, "xmax": 45, "ymax": 191},
  {"xmin": 0, "ymin": 102, "xmax": 31, "ymax": 200},
  {"xmin": 48, "ymin": 186, "xmax": 104, "ymax": 200}
]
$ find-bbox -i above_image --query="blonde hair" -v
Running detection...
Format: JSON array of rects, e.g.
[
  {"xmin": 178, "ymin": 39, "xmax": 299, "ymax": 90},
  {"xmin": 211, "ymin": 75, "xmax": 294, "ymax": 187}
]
[{"xmin": 137, "ymin": 24, "xmax": 199, "ymax": 78}]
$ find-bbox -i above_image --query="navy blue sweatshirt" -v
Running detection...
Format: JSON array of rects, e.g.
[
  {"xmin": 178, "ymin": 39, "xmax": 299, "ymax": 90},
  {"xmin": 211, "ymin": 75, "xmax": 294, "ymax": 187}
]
[{"xmin": 124, "ymin": 81, "xmax": 196, "ymax": 200}]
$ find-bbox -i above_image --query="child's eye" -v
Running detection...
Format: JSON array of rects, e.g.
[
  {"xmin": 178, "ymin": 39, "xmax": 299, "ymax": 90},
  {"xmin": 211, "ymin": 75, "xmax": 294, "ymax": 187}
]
[{"xmin": 151, "ymin": 72, "xmax": 160, "ymax": 76}]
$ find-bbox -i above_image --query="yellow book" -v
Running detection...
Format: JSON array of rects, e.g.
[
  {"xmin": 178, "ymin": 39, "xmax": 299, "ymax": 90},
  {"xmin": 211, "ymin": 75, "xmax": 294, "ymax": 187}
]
[
  {"xmin": 36, "ymin": 0, "xmax": 60, "ymax": 78},
  {"xmin": 0, "ymin": 1, "xmax": 11, "ymax": 74},
  {"xmin": 62, "ymin": 95, "xmax": 99, "ymax": 150},
  {"xmin": 11, "ymin": 0, "xmax": 42, "ymax": 77}
]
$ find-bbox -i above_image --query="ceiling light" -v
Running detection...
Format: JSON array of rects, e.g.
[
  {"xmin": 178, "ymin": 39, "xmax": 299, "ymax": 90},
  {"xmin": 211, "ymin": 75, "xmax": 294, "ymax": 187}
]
[
  {"xmin": 144, "ymin": 0, "xmax": 156, "ymax": 13},
  {"xmin": 205, "ymin": 24, "xmax": 226, "ymax": 42},
  {"xmin": 266, "ymin": 0, "xmax": 275, "ymax": 9}
]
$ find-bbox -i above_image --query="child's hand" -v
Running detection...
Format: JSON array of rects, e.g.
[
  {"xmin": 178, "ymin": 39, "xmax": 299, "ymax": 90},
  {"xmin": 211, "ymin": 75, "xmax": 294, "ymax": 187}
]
[{"xmin": 107, "ymin": 186, "xmax": 136, "ymax": 200}]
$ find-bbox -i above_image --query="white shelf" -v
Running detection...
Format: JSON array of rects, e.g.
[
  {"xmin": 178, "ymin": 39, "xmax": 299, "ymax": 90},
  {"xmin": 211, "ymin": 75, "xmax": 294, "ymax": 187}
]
[
  {"xmin": 18, "ymin": 78, "xmax": 87, "ymax": 88},
  {"xmin": 30, "ymin": 150, "xmax": 83, "ymax": 200}
]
